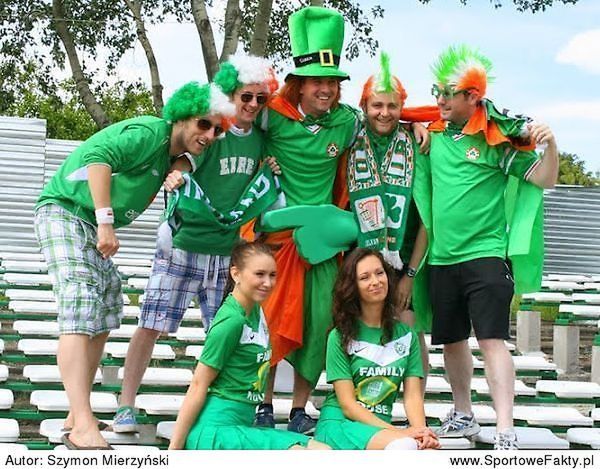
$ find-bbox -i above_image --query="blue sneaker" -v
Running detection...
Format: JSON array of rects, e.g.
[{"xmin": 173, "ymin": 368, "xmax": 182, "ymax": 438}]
[
  {"xmin": 254, "ymin": 406, "xmax": 275, "ymax": 428},
  {"xmin": 112, "ymin": 406, "xmax": 138, "ymax": 433},
  {"xmin": 287, "ymin": 410, "xmax": 316, "ymax": 435}
]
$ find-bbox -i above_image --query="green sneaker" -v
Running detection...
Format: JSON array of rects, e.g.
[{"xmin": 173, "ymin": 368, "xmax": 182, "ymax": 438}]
[{"xmin": 112, "ymin": 406, "xmax": 138, "ymax": 433}]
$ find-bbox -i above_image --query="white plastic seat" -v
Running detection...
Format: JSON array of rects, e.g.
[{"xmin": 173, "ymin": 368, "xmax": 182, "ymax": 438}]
[
  {"xmin": 424, "ymin": 335, "xmax": 514, "ymax": 352},
  {"xmin": 118, "ymin": 367, "xmax": 192, "ymax": 386},
  {"xmin": 13, "ymin": 320, "xmax": 59, "ymax": 336},
  {"xmin": 0, "ymin": 365, "xmax": 7, "ymax": 382},
  {"xmin": 184, "ymin": 345, "xmax": 204, "ymax": 359},
  {"xmin": 471, "ymin": 377, "xmax": 536, "ymax": 396},
  {"xmin": 118, "ymin": 265, "xmax": 152, "ymax": 277},
  {"xmin": 3, "ymin": 273, "xmax": 52, "ymax": 286},
  {"xmin": 583, "ymin": 282, "xmax": 600, "ymax": 291},
  {"xmin": 513, "ymin": 405, "xmax": 592, "ymax": 426},
  {"xmin": 424, "ymin": 403, "xmax": 497, "ymax": 424},
  {"xmin": 109, "ymin": 324, "xmax": 139, "ymax": 339},
  {"xmin": 521, "ymin": 292, "xmax": 571, "ymax": 303},
  {"xmin": 127, "ymin": 278, "xmax": 148, "ymax": 290},
  {"xmin": 438, "ymin": 437, "xmax": 473, "ymax": 449},
  {"xmin": 429, "ymin": 353, "xmax": 484, "ymax": 369},
  {"xmin": 0, "ymin": 443, "xmax": 28, "ymax": 450},
  {"xmin": 566, "ymin": 428, "xmax": 600, "ymax": 449},
  {"xmin": 535, "ymin": 380, "xmax": 600, "ymax": 399},
  {"xmin": 18, "ymin": 339, "xmax": 58, "ymax": 356},
  {"xmin": 2, "ymin": 260, "xmax": 47, "ymax": 273},
  {"xmin": 5, "ymin": 289, "xmax": 56, "ymax": 301},
  {"xmin": 182, "ymin": 308, "xmax": 203, "ymax": 321},
  {"xmin": 572, "ymin": 293, "xmax": 600, "ymax": 304},
  {"xmin": 135, "ymin": 394, "xmax": 185, "ymax": 415},
  {"xmin": 559, "ymin": 304, "xmax": 600, "ymax": 318},
  {"xmin": 547, "ymin": 274, "xmax": 591, "ymax": 283},
  {"xmin": 0, "ymin": 339, "xmax": 4, "ymax": 355},
  {"xmin": 0, "ymin": 390, "xmax": 14, "ymax": 410},
  {"xmin": 0, "ymin": 419, "xmax": 19, "ymax": 442},
  {"xmin": 474, "ymin": 426, "xmax": 569, "ymax": 449},
  {"xmin": 273, "ymin": 360, "xmax": 296, "ymax": 394},
  {"xmin": 9, "ymin": 300, "xmax": 57, "ymax": 315},
  {"xmin": 542, "ymin": 281, "xmax": 586, "ymax": 291},
  {"xmin": 122, "ymin": 305, "xmax": 140, "ymax": 318},
  {"xmin": 24, "ymin": 365, "xmax": 101, "ymax": 383},
  {"xmin": 31, "ymin": 390, "xmax": 117, "ymax": 412},
  {"xmin": 172, "ymin": 327, "xmax": 206, "ymax": 342},
  {"xmin": 273, "ymin": 399, "xmax": 319, "ymax": 419},
  {"xmin": 104, "ymin": 342, "xmax": 175, "ymax": 360},
  {"xmin": 4, "ymin": 289, "xmax": 130, "ymax": 304},
  {"xmin": 0, "ymin": 252, "xmax": 44, "ymax": 262},
  {"xmin": 425, "ymin": 376, "xmax": 453, "ymax": 394},
  {"xmin": 113, "ymin": 256, "xmax": 153, "ymax": 267},
  {"xmin": 593, "ymin": 408, "xmax": 600, "ymax": 422},
  {"xmin": 512, "ymin": 355, "xmax": 557, "ymax": 371},
  {"xmin": 156, "ymin": 421, "xmax": 174, "ymax": 440}
]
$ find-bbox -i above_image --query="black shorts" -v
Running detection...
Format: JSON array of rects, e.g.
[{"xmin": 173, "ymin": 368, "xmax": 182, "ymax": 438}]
[{"xmin": 428, "ymin": 257, "xmax": 514, "ymax": 345}]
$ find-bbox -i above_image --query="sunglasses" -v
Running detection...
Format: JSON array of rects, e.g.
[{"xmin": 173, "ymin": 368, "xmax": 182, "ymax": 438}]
[
  {"xmin": 431, "ymin": 84, "xmax": 470, "ymax": 100},
  {"xmin": 196, "ymin": 118, "xmax": 224, "ymax": 137},
  {"xmin": 240, "ymin": 92, "xmax": 268, "ymax": 105}
]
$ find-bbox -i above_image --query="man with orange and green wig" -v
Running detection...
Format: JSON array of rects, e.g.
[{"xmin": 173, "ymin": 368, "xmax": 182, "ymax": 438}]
[{"xmin": 413, "ymin": 44, "xmax": 559, "ymax": 450}]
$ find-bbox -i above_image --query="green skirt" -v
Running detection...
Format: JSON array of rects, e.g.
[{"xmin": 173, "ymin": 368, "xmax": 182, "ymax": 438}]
[
  {"xmin": 185, "ymin": 395, "xmax": 310, "ymax": 450},
  {"xmin": 314, "ymin": 405, "xmax": 380, "ymax": 450}
]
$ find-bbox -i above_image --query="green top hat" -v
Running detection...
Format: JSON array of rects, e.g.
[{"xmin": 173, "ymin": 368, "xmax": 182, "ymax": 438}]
[{"xmin": 286, "ymin": 6, "xmax": 349, "ymax": 81}]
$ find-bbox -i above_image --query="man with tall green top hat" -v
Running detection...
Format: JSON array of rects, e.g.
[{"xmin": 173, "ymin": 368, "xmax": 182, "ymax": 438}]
[
  {"xmin": 413, "ymin": 45, "xmax": 558, "ymax": 450},
  {"xmin": 252, "ymin": 5, "xmax": 361, "ymax": 434}
]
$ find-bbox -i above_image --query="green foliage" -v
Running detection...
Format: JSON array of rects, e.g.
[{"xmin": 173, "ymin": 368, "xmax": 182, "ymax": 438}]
[
  {"xmin": 4, "ymin": 75, "xmax": 155, "ymax": 140},
  {"xmin": 417, "ymin": 0, "xmax": 580, "ymax": 12},
  {"xmin": 558, "ymin": 152, "xmax": 599, "ymax": 187}
]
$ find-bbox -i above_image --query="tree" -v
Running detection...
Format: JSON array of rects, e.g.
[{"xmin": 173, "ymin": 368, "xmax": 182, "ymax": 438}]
[
  {"xmin": 417, "ymin": 0, "xmax": 580, "ymax": 13},
  {"xmin": 558, "ymin": 152, "xmax": 598, "ymax": 187}
]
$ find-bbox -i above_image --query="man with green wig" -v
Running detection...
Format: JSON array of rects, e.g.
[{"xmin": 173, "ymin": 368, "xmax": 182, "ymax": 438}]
[
  {"xmin": 34, "ymin": 81, "xmax": 234, "ymax": 449},
  {"xmin": 414, "ymin": 45, "xmax": 558, "ymax": 450}
]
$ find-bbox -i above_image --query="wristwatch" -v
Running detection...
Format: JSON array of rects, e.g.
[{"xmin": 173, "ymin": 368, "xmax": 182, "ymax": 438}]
[{"xmin": 405, "ymin": 266, "xmax": 417, "ymax": 278}]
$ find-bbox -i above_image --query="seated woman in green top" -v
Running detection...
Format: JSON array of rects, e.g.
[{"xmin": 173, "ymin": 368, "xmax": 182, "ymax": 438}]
[
  {"xmin": 168, "ymin": 241, "xmax": 329, "ymax": 450},
  {"xmin": 314, "ymin": 248, "xmax": 439, "ymax": 450}
]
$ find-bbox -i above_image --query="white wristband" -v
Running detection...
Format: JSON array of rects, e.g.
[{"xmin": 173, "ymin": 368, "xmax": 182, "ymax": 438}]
[{"xmin": 95, "ymin": 207, "xmax": 114, "ymax": 225}]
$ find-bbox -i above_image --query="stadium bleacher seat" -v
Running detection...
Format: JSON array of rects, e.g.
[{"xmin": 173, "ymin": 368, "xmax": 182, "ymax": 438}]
[
  {"xmin": 513, "ymin": 405, "xmax": 592, "ymax": 427},
  {"xmin": 104, "ymin": 342, "xmax": 175, "ymax": 360},
  {"xmin": 30, "ymin": 390, "xmax": 117, "ymax": 413},
  {"xmin": 536, "ymin": 380, "xmax": 600, "ymax": 399},
  {"xmin": 24, "ymin": 365, "xmax": 101, "ymax": 384},
  {"xmin": 0, "ymin": 390, "xmax": 14, "ymax": 409},
  {"xmin": 0, "ymin": 419, "xmax": 20, "ymax": 443},
  {"xmin": 117, "ymin": 367, "xmax": 192, "ymax": 386},
  {"xmin": 0, "ymin": 365, "xmax": 8, "ymax": 382},
  {"xmin": 474, "ymin": 427, "xmax": 569, "ymax": 449},
  {"xmin": 566, "ymin": 428, "xmax": 600, "ymax": 449},
  {"xmin": 135, "ymin": 394, "xmax": 185, "ymax": 415}
]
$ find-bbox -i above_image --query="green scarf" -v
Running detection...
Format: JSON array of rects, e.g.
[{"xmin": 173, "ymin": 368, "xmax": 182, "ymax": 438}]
[
  {"xmin": 164, "ymin": 165, "xmax": 282, "ymax": 233},
  {"xmin": 347, "ymin": 124, "xmax": 415, "ymax": 254}
]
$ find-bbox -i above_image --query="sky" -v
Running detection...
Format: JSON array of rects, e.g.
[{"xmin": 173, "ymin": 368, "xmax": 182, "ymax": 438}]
[{"xmin": 111, "ymin": 0, "xmax": 600, "ymax": 173}]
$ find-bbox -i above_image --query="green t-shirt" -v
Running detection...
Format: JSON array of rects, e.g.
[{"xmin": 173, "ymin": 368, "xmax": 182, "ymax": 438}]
[
  {"xmin": 36, "ymin": 116, "xmax": 173, "ymax": 228},
  {"xmin": 172, "ymin": 125, "xmax": 264, "ymax": 255},
  {"xmin": 200, "ymin": 294, "xmax": 271, "ymax": 405},
  {"xmin": 263, "ymin": 104, "xmax": 359, "ymax": 207},
  {"xmin": 322, "ymin": 320, "xmax": 423, "ymax": 422},
  {"xmin": 428, "ymin": 123, "xmax": 540, "ymax": 265}
]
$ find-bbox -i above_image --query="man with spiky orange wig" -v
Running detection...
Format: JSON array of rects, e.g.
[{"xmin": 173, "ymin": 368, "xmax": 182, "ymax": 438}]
[{"xmin": 413, "ymin": 45, "xmax": 558, "ymax": 450}]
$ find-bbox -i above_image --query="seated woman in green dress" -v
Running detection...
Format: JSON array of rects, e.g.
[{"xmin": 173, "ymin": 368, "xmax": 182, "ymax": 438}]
[
  {"xmin": 169, "ymin": 241, "xmax": 329, "ymax": 450},
  {"xmin": 314, "ymin": 248, "xmax": 439, "ymax": 450}
]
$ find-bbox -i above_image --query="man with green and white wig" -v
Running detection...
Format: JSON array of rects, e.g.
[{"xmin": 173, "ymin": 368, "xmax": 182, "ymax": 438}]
[
  {"xmin": 414, "ymin": 45, "xmax": 559, "ymax": 450},
  {"xmin": 113, "ymin": 54, "xmax": 279, "ymax": 434},
  {"xmin": 35, "ymin": 81, "xmax": 235, "ymax": 449}
]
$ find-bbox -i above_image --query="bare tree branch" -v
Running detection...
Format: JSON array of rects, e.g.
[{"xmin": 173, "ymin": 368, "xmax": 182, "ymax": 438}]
[
  {"xmin": 249, "ymin": 0, "xmax": 273, "ymax": 57},
  {"xmin": 51, "ymin": 0, "xmax": 110, "ymax": 128},
  {"xmin": 220, "ymin": 0, "xmax": 242, "ymax": 60},
  {"xmin": 190, "ymin": 0, "xmax": 219, "ymax": 79},
  {"xmin": 123, "ymin": 0, "xmax": 164, "ymax": 114}
]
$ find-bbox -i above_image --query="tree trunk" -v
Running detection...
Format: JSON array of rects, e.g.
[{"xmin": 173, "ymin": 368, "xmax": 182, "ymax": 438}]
[
  {"xmin": 190, "ymin": 0, "xmax": 219, "ymax": 79},
  {"xmin": 310, "ymin": 0, "xmax": 324, "ymax": 6},
  {"xmin": 124, "ymin": 0, "xmax": 164, "ymax": 115},
  {"xmin": 52, "ymin": 0, "xmax": 110, "ymax": 128},
  {"xmin": 220, "ymin": 0, "xmax": 241, "ymax": 61},
  {"xmin": 249, "ymin": 0, "xmax": 273, "ymax": 57}
]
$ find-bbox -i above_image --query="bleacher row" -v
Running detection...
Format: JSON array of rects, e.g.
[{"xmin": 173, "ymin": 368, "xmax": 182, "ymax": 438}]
[{"xmin": 2, "ymin": 253, "xmax": 600, "ymax": 450}]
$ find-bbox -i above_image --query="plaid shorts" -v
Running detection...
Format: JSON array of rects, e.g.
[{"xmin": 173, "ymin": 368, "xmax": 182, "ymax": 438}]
[
  {"xmin": 34, "ymin": 204, "xmax": 123, "ymax": 336},
  {"xmin": 139, "ymin": 246, "xmax": 230, "ymax": 332}
]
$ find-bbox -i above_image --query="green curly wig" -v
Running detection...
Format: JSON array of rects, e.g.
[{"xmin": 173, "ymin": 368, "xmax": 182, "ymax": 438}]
[
  {"xmin": 163, "ymin": 82, "xmax": 211, "ymax": 122},
  {"xmin": 212, "ymin": 62, "xmax": 242, "ymax": 96}
]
